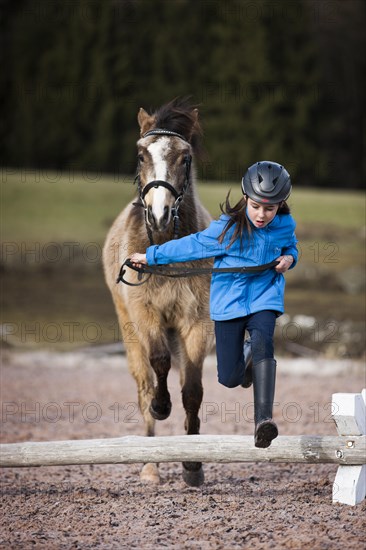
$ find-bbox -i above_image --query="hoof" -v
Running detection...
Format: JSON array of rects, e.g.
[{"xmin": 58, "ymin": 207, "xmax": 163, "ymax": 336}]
[
  {"xmin": 140, "ymin": 463, "xmax": 160, "ymax": 484},
  {"xmin": 182, "ymin": 462, "xmax": 204, "ymax": 487},
  {"xmin": 255, "ymin": 420, "xmax": 278, "ymax": 448},
  {"xmin": 149, "ymin": 398, "xmax": 172, "ymax": 420}
]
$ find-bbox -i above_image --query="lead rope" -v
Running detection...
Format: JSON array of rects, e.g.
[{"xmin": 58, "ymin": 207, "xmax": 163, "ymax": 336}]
[{"xmin": 116, "ymin": 259, "xmax": 280, "ymax": 286}]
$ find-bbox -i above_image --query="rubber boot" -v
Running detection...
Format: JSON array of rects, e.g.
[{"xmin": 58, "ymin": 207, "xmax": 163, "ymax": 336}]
[
  {"xmin": 252, "ymin": 358, "xmax": 278, "ymax": 448},
  {"xmin": 241, "ymin": 338, "xmax": 253, "ymax": 388}
]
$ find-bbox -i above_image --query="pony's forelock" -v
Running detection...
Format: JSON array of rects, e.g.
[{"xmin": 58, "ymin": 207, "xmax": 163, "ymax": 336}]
[{"xmin": 149, "ymin": 97, "xmax": 205, "ymax": 158}]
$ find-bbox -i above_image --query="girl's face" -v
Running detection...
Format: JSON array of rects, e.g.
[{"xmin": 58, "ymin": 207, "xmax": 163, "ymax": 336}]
[{"xmin": 246, "ymin": 198, "xmax": 280, "ymax": 228}]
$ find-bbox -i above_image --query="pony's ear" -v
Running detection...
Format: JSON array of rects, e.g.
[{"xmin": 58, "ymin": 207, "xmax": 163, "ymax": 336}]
[
  {"xmin": 189, "ymin": 108, "xmax": 201, "ymax": 139},
  {"xmin": 138, "ymin": 108, "xmax": 156, "ymax": 137}
]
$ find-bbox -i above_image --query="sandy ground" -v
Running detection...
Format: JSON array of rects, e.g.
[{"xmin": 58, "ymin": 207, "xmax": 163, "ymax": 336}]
[{"xmin": 0, "ymin": 349, "xmax": 365, "ymax": 549}]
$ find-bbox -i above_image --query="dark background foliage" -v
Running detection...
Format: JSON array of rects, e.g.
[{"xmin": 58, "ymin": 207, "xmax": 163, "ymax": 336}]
[{"xmin": 1, "ymin": 0, "xmax": 365, "ymax": 187}]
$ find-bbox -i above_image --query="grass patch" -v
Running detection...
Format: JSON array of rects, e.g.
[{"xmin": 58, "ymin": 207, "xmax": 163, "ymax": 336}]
[
  {"xmin": 1, "ymin": 170, "xmax": 364, "ymax": 242},
  {"xmin": 2, "ymin": 171, "xmax": 364, "ymax": 273},
  {"xmin": 1, "ymin": 171, "xmax": 136, "ymax": 244},
  {"xmin": 1, "ymin": 170, "xmax": 364, "ymax": 352}
]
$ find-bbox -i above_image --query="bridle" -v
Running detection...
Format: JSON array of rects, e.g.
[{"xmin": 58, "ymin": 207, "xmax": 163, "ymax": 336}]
[{"xmin": 133, "ymin": 128, "xmax": 192, "ymax": 243}]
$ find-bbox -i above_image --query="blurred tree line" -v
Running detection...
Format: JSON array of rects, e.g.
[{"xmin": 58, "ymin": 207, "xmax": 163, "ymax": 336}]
[{"xmin": 1, "ymin": 0, "xmax": 365, "ymax": 187}]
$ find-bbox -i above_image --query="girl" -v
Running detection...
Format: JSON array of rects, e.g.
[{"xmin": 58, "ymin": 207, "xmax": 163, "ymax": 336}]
[{"xmin": 130, "ymin": 161, "xmax": 298, "ymax": 448}]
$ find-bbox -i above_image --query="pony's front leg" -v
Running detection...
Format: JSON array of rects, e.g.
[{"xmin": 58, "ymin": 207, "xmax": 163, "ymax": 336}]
[
  {"xmin": 181, "ymin": 359, "xmax": 204, "ymax": 486},
  {"xmin": 148, "ymin": 338, "xmax": 172, "ymax": 421},
  {"xmin": 180, "ymin": 321, "xmax": 214, "ymax": 486}
]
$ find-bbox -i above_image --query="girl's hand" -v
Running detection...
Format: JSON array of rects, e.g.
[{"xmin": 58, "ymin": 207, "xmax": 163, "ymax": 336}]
[
  {"xmin": 130, "ymin": 253, "xmax": 148, "ymax": 269},
  {"xmin": 275, "ymin": 255, "xmax": 293, "ymax": 273}
]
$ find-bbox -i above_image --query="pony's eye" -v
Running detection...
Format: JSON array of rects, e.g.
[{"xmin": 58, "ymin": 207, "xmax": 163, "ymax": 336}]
[
  {"xmin": 137, "ymin": 154, "xmax": 144, "ymax": 162},
  {"xmin": 182, "ymin": 154, "xmax": 191, "ymax": 165}
]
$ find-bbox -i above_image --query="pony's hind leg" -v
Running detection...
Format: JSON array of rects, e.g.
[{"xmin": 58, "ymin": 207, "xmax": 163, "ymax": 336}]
[
  {"xmin": 113, "ymin": 296, "xmax": 159, "ymax": 483},
  {"xmin": 128, "ymin": 346, "xmax": 162, "ymax": 483},
  {"xmin": 133, "ymin": 330, "xmax": 172, "ymax": 483},
  {"xmin": 126, "ymin": 341, "xmax": 161, "ymax": 484}
]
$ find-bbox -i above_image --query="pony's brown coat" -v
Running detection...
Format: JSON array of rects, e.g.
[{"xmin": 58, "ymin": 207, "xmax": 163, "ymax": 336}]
[{"xmin": 103, "ymin": 98, "xmax": 214, "ymax": 484}]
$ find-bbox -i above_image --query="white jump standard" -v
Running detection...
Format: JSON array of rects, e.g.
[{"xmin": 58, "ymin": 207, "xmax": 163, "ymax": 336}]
[{"xmin": 332, "ymin": 388, "xmax": 366, "ymax": 505}]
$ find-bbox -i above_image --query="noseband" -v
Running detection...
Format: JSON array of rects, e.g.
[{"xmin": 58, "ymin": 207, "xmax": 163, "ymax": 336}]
[{"xmin": 133, "ymin": 128, "xmax": 192, "ymax": 243}]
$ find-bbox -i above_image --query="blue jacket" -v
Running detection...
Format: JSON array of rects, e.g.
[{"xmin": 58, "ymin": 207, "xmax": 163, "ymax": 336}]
[{"xmin": 146, "ymin": 213, "xmax": 298, "ymax": 320}]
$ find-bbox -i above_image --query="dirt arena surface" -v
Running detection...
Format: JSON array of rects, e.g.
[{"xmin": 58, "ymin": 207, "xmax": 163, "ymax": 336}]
[{"xmin": 1, "ymin": 349, "xmax": 365, "ymax": 549}]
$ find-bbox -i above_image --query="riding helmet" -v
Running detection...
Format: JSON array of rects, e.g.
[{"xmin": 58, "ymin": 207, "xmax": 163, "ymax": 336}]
[{"xmin": 241, "ymin": 161, "xmax": 291, "ymax": 204}]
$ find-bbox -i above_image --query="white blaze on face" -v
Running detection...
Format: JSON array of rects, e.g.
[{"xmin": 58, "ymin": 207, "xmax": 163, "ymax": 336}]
[{"xmin": 146, "ymin": 137, "xmax": 170, "ymax": 221}]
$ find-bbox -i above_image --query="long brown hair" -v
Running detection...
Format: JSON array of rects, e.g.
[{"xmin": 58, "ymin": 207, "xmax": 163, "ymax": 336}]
[{"xmin": 218, "ymin": 191, "xmax": 291, "ymax": 249}]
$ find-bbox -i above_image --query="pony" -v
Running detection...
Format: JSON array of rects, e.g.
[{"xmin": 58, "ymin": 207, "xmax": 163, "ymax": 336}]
[{"xmin": 102, "ymin": 98, "xmax": 214, "ymax": 486}]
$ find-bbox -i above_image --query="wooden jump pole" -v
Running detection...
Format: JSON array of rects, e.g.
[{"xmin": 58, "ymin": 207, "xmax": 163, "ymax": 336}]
[
  {"xmin": 1, "ymin": 435, "xmax": 365, "ymax": 468},
  {"xmin": 1, "ymin": 389, "xmax": 365, "ymax": 505}
]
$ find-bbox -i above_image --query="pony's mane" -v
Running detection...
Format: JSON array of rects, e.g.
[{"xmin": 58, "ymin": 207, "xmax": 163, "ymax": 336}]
[{"xmin": 152, "ymin": 97, "xmax": 204, "ymax": 157}]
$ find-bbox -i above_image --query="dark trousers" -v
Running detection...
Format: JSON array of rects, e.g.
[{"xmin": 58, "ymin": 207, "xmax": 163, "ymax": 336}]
[{"xmin": 214, "ymin": 310, "xmax": 277, "ymax": 388}]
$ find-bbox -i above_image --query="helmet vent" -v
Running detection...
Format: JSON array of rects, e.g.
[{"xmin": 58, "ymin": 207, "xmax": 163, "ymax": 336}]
[{"xmin": 258, "ymin": 174, "xmax": 263, "ymax": 183}]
